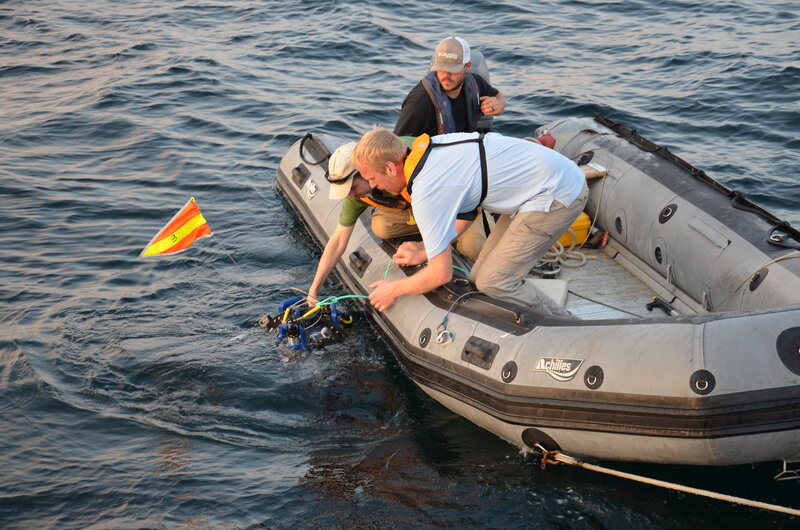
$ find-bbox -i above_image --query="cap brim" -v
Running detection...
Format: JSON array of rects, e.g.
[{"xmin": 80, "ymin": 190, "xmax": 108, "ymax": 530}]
[
  {"xmin": 328, "ymin": 176, "xmax": 354, "ymax": 201},
  {"xmin": 430, "ymin": 62, "xmax": 464, "ymax": 73}
]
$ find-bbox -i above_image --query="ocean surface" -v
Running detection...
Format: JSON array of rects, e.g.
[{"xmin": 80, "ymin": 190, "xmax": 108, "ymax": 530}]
[{"xmin": 2, "ymin": 0, "xmax": 799, "ymax": 528}]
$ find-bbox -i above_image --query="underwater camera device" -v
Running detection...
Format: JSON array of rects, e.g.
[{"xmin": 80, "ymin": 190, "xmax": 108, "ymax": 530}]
[{"xmin": 259, "ymin": 295, "xmax": 353, "ymax": 350}]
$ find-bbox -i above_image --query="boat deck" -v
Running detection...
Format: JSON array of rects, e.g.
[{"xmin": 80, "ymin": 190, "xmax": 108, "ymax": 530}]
[
  {"xmin": 399, "ymin": 233, "xmax": 679, "ymax": 322},
  {"xmin": 531, "ymin": 246, "xmax": 671, "ymax": 320}
]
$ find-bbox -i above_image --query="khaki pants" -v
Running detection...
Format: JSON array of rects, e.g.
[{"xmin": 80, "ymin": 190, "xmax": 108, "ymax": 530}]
[
  {"xmin": 370, "ymin": 208, "xmax": 420, "ymax": 239},
  {"xmin": 371, "ymin": 208, "xmax": 490, "ymax": 263},
  {"xmin": 454, "ymin": 213, "xmax": 492, "ymax": 262},
  {"xmin": 470, "ymin": 183, "xmax": 589, "ymax": 317}
]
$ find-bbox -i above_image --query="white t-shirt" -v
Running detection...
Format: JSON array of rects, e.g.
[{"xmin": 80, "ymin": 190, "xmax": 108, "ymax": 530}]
[{"xmin": 409, "ymin": 132, "xmax": 585, "ymax": 259}]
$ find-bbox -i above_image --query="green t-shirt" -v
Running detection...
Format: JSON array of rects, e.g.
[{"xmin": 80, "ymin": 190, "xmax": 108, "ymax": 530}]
[
  {"xmin": 338, "ymin": 196, "xmax": 370, "ymax": 227},
  {"xmin": 337, "ymin": 136, "xmax": 415, "ymax": 227}
]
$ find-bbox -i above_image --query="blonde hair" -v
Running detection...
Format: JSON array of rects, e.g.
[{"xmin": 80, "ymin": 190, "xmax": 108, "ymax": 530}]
[{"xmin": 353, "ymin": 127, "xmax": 407, "ymax": 173}]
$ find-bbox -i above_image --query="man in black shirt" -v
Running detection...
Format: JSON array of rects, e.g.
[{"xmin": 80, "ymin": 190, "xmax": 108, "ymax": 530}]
[{"xmin": 393, "ymin": 36, "xmax": 506, "ymax": 137}]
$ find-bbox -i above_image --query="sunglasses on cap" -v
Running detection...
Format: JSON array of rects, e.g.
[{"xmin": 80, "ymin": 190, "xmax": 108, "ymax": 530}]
[{"xmin": 325, "ymin": 168, "xmax": 360, "ymax": 185}]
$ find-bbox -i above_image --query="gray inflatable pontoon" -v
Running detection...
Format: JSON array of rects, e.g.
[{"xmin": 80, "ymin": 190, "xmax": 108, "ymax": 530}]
[{"xmin": 275, "ymin": 115, "xmax": 800, "ymax": 466}]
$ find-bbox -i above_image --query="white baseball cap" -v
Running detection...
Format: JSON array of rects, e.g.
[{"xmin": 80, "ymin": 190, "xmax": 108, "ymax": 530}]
[{"xmin": 326, "ymin": 141, "xmax": 358, "ymax": 201}]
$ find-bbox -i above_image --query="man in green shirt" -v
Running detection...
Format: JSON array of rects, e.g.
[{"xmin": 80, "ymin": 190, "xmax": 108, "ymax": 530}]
[
  {"xmin": 307, "ymin": 142, "xmax": 417, "ymax": 305},
  {"xmin": 307, "ymin": 140, "xmax": 483, "ymax": 305}
]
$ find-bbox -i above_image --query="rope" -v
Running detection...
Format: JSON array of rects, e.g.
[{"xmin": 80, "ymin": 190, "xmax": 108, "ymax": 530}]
[
  {"xmin": 540, "ymin": 236, "xmax": 591, "ymax": 268},
  {"xmin": 210, "ymin": 234, "xmax": 240, "ymax": 267},
  {"xmin": 314, "ymin": 294, "xmax": 369, "ymax": 306},
  {"xmin": 312, "ymin": 254, "xmax": 539, "ymax": 312},
  {"xmin": 306, "ymin": 258, "xmax": 394, "ymax": 311},
  {"xmin": 453, "ymin": 265, "xmax": 470, "ymax": 276},
  {"xmin": 281, "ymin": 296, "xmax": 309, "ymax": 323},
  {"xmin": 436, "ymin": 290, "xmax": 481, "ymax": 345},
  {"xmin": 445, "ymin": 290, "xmax": 481, "ymax": 316},
  {"xmin": 543, "ymin": 450, "xmax": 800, "ymax": 517},
  {"xmin": 313, "ymin": 262, "xmax": 473, "ymax": 308},
  {"xmin": 578, "ymin": 164, "xmax": 609, "ymax": 251},
  {"xmin": 534, "ymin": 164, "xmax": 611, "ymax": 273},
  {"xmin": 568, "ymin": 289, "xmax": 643, "ymax": 318},
  {"xmin": 714, "ymin": 250, "xmax": 800, "ymax": 309}
]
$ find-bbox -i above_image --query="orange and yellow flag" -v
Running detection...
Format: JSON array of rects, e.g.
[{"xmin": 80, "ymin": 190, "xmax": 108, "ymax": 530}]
[{"xmin": 140, "ymin": 197, "xmax": 213, "ymax": 257}]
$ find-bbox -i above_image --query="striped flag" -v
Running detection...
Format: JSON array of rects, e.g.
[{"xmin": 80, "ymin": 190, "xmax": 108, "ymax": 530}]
[{"xmin": 140, "ymin": 197, "xmax": 213, "ymax": 257}]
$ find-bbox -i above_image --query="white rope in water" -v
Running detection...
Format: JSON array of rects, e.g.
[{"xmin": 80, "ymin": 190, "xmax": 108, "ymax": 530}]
[{"xmin": 547, "ymin": 451, "xmax": 800, "ymax": 517}]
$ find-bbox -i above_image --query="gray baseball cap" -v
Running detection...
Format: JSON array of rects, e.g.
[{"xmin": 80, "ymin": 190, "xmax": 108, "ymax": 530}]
[{"xmin": 429, "ymin": 36, "xmax": 471, "ymax": 73}]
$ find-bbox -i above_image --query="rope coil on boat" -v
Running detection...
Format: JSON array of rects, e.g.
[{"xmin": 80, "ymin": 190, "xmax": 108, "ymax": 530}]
[
  {"xmin": 532, "ymin": 160, "xmax": 610, "ymax": 276},
  {"xmin": 539, "ymin": 233, "xmax": 590, "ymax": 269}
]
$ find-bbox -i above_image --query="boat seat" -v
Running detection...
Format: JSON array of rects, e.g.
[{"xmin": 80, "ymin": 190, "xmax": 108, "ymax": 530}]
[{"xmin": 525, "ymin": 277, "xmax": 570, "ymax": 308}]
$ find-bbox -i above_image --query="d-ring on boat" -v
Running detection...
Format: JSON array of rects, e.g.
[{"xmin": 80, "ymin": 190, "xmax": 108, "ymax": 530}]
[{"xmin": 275, "ymin": 114, "xmax": 800, "ymax": 467}]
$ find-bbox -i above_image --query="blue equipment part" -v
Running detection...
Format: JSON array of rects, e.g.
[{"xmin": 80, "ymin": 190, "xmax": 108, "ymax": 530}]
[
  {"xmin": 330, "ymin": 303, "xmax": 347, "ymax": 328},
  {"xmin": 278, "ymin": 295, "xmax": 304, "ymax": 314}
]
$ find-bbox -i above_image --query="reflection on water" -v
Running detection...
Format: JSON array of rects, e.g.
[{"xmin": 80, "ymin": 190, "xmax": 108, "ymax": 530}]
[{"xmin": 154, "ymin": 439, "xmax": 194, "ymax": 474}]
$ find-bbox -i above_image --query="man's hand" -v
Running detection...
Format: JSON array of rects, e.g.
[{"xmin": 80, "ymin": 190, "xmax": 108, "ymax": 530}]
[
  {"xmin": 581, "ymin": 164, "xmax": 606, "ymax": 179},
  {"xmin": 393, "ymin": 241, "xmax": 427, "ymax": 266},
  {"xmin": 479, "ymin": 95, "xmax": 503, "ymax": 116},
  {"xmin": 368, "ymin": 248, "xmax": 454, "ymax": 312},
  {"xmin": 369, "ymin": 280, "xmax": 400, "ymax": 312}
]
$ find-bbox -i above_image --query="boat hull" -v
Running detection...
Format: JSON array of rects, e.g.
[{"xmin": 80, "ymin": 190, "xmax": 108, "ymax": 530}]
[{"xmin": 275, "ymin": 124, "xmax": 800, "ymax": 466}]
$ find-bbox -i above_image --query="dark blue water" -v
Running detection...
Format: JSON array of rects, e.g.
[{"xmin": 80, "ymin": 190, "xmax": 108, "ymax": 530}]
[{"xmin": 2, "ymin": 0, "xmax": 799, "ymax": 527}]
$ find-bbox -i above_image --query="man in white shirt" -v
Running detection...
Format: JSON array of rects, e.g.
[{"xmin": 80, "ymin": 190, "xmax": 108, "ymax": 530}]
[{"xmin": 352, "ymin": 128, "xmax": 588, "ymax": 317}]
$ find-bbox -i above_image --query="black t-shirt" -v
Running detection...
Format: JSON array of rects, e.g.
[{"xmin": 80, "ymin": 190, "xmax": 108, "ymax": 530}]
[{"xmin": 393, "ymin": 74, "xmax": 499, "ymax": 137}]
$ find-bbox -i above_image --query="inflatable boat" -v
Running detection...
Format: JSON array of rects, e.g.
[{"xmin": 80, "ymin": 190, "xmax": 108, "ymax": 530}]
[{"xmin": 275, "ymin": 115, "xmax": 800, "ymax": 467}]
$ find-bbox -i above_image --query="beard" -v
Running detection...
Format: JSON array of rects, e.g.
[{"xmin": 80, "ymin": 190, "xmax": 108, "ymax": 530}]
[{"xmin": 439, "ymin": 78, "xmax": 464, "ymax": 93}]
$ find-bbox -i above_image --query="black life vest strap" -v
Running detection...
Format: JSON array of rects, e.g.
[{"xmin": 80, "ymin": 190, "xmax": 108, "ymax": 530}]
[
  {"xmin": 366, "ymin": 191, "xmax": 411, "ymax": 210},
  {"xmin": 477, "ymin": 134, "xmax": 488, "ymax": 205}
]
